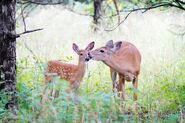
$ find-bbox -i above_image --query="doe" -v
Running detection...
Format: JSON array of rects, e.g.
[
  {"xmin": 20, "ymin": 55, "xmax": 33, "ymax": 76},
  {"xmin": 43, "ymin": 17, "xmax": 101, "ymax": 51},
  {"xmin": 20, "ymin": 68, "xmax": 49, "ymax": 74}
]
[{"xmin": 88, "ymin": 40, "xmax": 141, "ymax": 101}]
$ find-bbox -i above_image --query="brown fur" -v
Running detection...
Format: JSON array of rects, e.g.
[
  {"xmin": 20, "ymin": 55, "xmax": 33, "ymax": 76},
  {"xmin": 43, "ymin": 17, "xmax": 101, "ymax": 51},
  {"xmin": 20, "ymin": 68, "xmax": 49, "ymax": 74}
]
[
  {"xmin": 89, "ymin": 41, "xmax": 141, "ymax": 101},
  {"xmin": 41, "ymin": 42, "xmax": 94, "ymax": 104}
]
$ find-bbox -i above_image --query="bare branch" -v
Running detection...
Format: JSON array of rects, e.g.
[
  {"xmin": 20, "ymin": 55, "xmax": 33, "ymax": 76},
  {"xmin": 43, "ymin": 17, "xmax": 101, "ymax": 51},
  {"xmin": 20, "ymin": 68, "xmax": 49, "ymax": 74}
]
[
  {"xmin": 17, "ymin": 0, "xmax": 64, "ymax": 5},
  {"xmin": 24, "ymin": 4, "xmax": 38, "ymax": 18},
  {"xmin": 23, "ymin": 41, "xmax": 39, "ymax": 63},
  {"xmin": 17, "ymin": 1, "xmax": 93, "ymax": 17},
  {"xmin": 168, "ymin": 24, "xmax": 185, "ymax": 36},
  {"xmin": 20, "ymin": 4, "xmax": 27, "ymax": 32},
  {"xmin": 113, "ymin": 0, "xmax": 120, "ymax": 24},
  {"xmin": 105, "ymin": 1, "xmax": 185, "ymax": 32},
  {"xmin": 16, "ymin": 28, "xmax": 43, "ymax": 38},
  {"xmin": 104, "ymin": 11, "xmax": 132, "ymax": 32},
  {"xmin": 179, "ymin": 0, "xmax": 185, "ymax": 4},
  {"xmin": 64, "ymin": 7, "xmax": 93, "ymax": 17},
  {"xmin": 17, "ymin": 2, "xmax": 43, "ymax": 38}
]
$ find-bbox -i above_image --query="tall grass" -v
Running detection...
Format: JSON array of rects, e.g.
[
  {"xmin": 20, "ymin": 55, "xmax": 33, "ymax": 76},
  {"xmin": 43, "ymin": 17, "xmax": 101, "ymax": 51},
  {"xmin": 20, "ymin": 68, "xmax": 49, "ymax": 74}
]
[{"xmin": 1, "ymin": 6, "xmax": 185, "ymax": 122}]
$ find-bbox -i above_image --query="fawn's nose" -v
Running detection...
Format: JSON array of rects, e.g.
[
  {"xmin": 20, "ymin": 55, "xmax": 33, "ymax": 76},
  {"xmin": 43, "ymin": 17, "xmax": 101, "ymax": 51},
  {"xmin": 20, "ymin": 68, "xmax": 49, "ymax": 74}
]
[{"xmin": 85, "ymin": 58, "xmax": 90, "ymax": 62}]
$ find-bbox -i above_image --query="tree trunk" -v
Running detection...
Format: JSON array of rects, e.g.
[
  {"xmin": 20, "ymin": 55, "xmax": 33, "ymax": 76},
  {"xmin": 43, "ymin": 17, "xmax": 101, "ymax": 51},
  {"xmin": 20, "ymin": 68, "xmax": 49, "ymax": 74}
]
[
  {"xmin": 93, "ymin": 0, "xmax": 103, "ymax": 31},
  {"xmin": 0, "ymin": 0, "xmax": 17, "ymax": 113}
]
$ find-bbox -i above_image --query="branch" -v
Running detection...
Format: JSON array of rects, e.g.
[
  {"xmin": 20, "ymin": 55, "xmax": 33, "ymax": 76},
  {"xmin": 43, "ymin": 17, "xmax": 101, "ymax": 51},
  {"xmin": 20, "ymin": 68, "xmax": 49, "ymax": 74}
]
[
  {"xmin": 24, "ymin": 4, "xmax": 38, "ymax": 18},
  {"xmin": 16, "ymin": 3, "xmax": 43, "ymax": 38},
  {"xmin": 20, "ymin": 4, "xmax": 27, "ymax": 32},
  {"xmin": 16, "ymin": 28, "xmax": 43, "ymax": 38},
  {"xmin": 23, "ymin": 41, "xmax": 39, "ymax": 63},
  {"xmin": 16, "ymin": 3, "xmax": 33, "ymax": 20},
  {"xmin": 64, "ymin": 7, "xmax": 93, "ymax": 17},
  {"xmin": 17, "ymin": 0, "xmax": 64, "ymax": 5},
  {"xmin": 168, "ymin": 24, "xmax": 185, "ymax": 36},
  {"xmin": 17, "ymin": 1, "xmax": 93, "ymax": 17},
  {"xmin": 173, "ymin": 0, "xmax": 185, "ymax": 10},
  {"xmin": 104, "ymin": 11, "xmax": 132, "ymax": 32},
  {"xmin": 178, "ymin": 0, "xmax": 185, "ymax": 4},
  {"xmin": 23, "ymin": 39, "xmax": 44, "ymax": 70},
  {"xmin": 113, "ymin": 0, "xmax": 120, "ymax": 24},
  {"xmin": 105, "ymin": 1, "xmax": 185, "ymax": 32}
]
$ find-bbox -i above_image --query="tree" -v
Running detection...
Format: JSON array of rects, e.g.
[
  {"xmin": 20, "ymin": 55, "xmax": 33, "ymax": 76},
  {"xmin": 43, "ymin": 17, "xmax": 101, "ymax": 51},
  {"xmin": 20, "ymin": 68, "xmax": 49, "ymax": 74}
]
[
  {"xmin": 0, "ymin": 0, "xmax": 17, "ymax": 113},
  {"xmin": 93, "ymin": 0, "xmax": 103, "ymax": 31}
]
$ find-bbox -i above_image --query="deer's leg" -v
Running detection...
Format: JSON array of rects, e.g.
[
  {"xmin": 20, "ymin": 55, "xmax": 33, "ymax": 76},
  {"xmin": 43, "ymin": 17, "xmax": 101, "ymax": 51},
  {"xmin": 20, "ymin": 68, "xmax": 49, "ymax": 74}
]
[
  {"xmin": 118, "ymin": 74, "xmax": 125, "ymax": 112},
  {"xmin": 110, "ymin": 68, "xmax": 117, "ymax": 93},
  {"xmin": 132, "ymin": 75, "xmax": 138, "ymax": 101},
  {"xmin": 121, "ymin": 77, "xmax": 125, "ymax": 101},
  {"xmin": 118, "ymin": 74, "xmax": 125, "ymax": 101},
  {"xmin": 132, "ymin": 75, "xmax": 138, "ymax": 111}
]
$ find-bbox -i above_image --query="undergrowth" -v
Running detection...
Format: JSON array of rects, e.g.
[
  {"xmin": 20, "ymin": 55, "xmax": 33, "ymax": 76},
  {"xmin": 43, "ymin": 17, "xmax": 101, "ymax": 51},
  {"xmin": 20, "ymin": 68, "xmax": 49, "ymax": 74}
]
[{"xmin": 0, "ymin": 56, "xmax": 184, "ymax": 123}]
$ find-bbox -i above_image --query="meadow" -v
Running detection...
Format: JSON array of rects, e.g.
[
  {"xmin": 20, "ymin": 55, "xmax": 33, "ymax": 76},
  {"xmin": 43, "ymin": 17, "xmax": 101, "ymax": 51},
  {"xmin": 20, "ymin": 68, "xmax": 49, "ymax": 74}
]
[{"xmin": 1, "ymin": 6, "xmax": 185, "ymax": 122}]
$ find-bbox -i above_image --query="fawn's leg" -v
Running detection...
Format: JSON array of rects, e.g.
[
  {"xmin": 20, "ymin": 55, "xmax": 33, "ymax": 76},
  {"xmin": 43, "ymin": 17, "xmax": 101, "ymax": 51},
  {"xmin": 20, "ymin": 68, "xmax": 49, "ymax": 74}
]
[
  {"xmin": 52, "ymin": 81, "xmax": 59, "ymax": 99},
  {"xmin": 44, "ymin": 74, "xmax": 53, "ymax": 84},
  {"xmin": 40, "ymin": 81, "xmax": 50, "ymax": 105},
  {"xmin": 70, "ymin": 82, "xmax": 80, "ymax": 103},
  {"xmin": 40, "ymin": 74, "xmax": 52, "ymax": 104}
]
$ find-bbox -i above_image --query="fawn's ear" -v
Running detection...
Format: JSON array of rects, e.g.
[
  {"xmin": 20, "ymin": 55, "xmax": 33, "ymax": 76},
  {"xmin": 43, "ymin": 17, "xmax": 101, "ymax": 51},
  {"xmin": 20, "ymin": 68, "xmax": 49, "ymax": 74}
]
[
  {"xmin": 112, "ymin": 41, "xmax": 122, "ymax": 52},
  {"xmin": 73, "ymin": 43, "xmax": 80, "ymax": 54},
  {"xmin": 86, "ymin": 41, "xmax": 95, "ymax": 51},
  {"xmin": 105, "ymin": 40, "xmax": 114, "ymax": 49}
]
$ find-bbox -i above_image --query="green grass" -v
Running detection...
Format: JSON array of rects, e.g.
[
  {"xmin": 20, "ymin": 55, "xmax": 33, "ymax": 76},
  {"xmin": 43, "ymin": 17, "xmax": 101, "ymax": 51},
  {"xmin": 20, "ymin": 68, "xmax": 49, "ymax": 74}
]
[{"xmin": 1, "ymin": 54, "xmax": 184, "ymax": 122}]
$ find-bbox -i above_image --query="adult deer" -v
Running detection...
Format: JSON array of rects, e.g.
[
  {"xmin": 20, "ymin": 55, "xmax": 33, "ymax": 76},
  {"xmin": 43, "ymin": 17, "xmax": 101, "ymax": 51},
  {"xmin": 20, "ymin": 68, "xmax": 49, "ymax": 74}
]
[
  {"xmin": 41, "ymin": 42, "xmax": 95, "ymax": 104},
  {"xmin": 88, "ymin": 40, "xmax": 141, "ymax": 101}
]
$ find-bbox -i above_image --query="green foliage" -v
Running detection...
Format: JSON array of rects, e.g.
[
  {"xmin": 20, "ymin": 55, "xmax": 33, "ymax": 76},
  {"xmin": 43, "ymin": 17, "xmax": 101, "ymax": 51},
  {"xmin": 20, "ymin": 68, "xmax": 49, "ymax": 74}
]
[{"xmin": 1, "ymin": 54, "xmax": 185, "ymax": 122}]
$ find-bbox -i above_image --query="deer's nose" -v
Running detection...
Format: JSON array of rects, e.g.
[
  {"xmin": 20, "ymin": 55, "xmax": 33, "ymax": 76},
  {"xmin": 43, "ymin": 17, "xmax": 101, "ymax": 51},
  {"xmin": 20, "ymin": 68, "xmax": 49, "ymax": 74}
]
[{"xmin": 88, "ymin": 52, "xmax": 92, "ymax": 59}]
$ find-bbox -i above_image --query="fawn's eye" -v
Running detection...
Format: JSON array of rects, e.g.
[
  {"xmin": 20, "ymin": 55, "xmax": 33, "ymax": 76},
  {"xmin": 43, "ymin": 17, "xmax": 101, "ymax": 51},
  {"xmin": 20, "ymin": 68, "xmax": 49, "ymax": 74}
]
[
  {"xmin": 100, "ymin": 50, "xmax": 104, "ymax": 53},
  {"xmin": 80, "ymin": 53, "xmax": 83, "ymax": 56}
]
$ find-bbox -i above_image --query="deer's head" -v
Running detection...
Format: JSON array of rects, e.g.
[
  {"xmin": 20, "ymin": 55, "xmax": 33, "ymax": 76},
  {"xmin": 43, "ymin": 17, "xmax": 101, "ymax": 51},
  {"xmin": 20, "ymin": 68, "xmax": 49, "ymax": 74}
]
[{"xmin": 88, "ymin": 40, "xmax": 122, "ymax": 61}]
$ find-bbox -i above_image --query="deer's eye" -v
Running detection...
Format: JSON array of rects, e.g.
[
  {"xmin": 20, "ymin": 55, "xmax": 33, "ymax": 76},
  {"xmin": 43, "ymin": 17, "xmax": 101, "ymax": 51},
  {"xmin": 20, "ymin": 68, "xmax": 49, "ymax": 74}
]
[
  {"xmin": 100, "ymin": 50, "xmax": 104, "ymax": 53},
  {"xmin": 80, "ymin": 53, "xmax": 83, "ymax": 56}
]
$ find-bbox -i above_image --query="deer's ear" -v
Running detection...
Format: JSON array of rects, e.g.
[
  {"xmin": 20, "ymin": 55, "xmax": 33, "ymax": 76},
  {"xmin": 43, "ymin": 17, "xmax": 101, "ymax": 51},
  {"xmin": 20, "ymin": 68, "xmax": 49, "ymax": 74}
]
[
  {"xmin": 72, "ymin": 43, "xmax": 80, "ymax": 54},
  {"xmin": 86, "ymin": 42, "xmax": 95, "ymax": 51},
  {"xmin": 112, "ymin": 41, "xmax": 122, "ymax": 52},
  {"xmin": 105, "ymin": 40, "xmax": 114, "ymax": 49}
]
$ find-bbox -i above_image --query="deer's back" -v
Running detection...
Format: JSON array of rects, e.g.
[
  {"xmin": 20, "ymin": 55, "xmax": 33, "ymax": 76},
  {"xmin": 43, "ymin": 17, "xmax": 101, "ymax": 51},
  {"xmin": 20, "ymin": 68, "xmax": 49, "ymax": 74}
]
[{"xmin": 113, "ymin": 41, "xmax": 141, "ymax": 75}]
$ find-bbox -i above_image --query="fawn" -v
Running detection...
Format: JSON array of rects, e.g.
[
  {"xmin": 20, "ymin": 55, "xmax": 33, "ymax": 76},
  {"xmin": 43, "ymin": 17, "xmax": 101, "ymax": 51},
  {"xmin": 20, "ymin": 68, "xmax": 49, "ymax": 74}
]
[{"xmin": 41, "ymin": 42, "xmax": 95, "ymax": 104}]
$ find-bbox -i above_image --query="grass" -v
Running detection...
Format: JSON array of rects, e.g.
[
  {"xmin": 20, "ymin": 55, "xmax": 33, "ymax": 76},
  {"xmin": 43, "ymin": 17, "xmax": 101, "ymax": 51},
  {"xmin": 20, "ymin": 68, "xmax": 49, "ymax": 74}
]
[
  {"xmin": 1, "ymin": 6, "xmax": 185, "ymax": 123},
  {"xmin": 1, "ymin": 57, "xmax": 184, "ymax": 122}
]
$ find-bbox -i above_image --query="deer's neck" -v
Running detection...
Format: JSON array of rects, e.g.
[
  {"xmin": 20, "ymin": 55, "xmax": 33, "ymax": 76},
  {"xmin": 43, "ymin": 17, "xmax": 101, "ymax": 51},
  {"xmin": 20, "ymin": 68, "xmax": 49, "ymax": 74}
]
[
  {"xmin": 103, "ymin": 55, "xmax": 112, "ymax": 66},
  {"xmin": 103, "ymin": 55, "xmax": 121, "ymax": 72}
]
